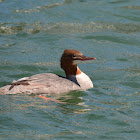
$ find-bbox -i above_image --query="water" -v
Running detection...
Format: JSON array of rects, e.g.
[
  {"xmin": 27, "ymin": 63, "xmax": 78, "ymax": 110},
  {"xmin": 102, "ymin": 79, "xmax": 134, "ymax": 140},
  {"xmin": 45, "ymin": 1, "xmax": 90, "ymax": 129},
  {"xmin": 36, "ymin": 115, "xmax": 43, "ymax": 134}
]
[{"xmin": 0, "ymin": 0, "xmax": 140, "ymax": 139}]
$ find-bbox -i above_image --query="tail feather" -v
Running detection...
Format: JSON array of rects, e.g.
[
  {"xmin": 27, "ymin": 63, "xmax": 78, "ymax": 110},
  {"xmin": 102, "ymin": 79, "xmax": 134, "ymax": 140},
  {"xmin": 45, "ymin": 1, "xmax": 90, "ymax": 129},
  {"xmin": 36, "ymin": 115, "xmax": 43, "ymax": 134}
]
[
  {"xmin": 0, "ymin": 85, "xmax": 16, "ymax": 95},
  {"xmin": 0, "ymin": 87, "xmax": 6, "ymax": 95}
]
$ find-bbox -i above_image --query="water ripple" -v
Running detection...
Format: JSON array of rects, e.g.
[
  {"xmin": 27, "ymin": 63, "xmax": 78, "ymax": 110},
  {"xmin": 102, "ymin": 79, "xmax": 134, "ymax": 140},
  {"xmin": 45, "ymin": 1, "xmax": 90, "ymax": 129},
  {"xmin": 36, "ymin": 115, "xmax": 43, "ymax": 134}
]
[
  {"xmin": 14, "ymin": 0, "xmax": 73, "ymax": 14},
  {"xmin": 122, "ymin": 5, "xmax": 140, "ymax": 10},
  {"xmin": 15, "ymin": 3, "xmax": 64, "ymax": 13},
  {"xmin": 0, "ymin": 22, "xmax": 140, "ymax": 35}
]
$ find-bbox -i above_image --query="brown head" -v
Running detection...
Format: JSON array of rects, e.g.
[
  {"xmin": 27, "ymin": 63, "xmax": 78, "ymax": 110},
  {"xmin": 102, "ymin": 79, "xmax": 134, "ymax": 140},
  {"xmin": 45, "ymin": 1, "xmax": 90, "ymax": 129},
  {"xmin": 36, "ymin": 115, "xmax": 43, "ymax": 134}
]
[{"xmin": 61, "ymin": 49, "xmax": 96, "ymax": 76}]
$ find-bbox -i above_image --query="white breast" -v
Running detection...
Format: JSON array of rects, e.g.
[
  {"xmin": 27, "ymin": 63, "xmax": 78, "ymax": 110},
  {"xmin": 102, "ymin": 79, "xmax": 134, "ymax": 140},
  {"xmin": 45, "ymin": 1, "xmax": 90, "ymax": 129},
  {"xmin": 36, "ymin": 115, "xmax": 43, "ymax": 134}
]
[{"xmin": 67, "ymin": 72, "xmax": 93, "ymax": 90}]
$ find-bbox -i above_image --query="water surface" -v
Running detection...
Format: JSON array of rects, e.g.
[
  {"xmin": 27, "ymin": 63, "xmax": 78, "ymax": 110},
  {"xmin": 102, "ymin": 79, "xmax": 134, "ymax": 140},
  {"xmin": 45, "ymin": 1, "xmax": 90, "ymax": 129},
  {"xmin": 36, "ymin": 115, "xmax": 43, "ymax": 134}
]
[{"xmin": 0, "ymin": 0, "xmax": 140, "ymax": 139}]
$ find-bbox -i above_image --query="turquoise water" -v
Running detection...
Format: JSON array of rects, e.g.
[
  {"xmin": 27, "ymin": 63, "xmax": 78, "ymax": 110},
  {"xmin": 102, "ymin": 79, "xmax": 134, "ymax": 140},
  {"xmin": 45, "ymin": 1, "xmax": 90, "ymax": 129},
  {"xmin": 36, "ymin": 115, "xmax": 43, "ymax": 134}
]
[{"xmin": 0, "ymin": 0, "xmax": 140, "ymax": 139}]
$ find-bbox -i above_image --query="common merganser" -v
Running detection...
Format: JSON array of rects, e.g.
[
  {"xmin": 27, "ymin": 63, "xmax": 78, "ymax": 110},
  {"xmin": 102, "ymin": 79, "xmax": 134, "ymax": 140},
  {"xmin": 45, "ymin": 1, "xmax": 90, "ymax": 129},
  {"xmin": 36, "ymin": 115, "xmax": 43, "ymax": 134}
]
[{"xmin": 0, "ymin": 49, "xmax": 96, "ymax": 95}]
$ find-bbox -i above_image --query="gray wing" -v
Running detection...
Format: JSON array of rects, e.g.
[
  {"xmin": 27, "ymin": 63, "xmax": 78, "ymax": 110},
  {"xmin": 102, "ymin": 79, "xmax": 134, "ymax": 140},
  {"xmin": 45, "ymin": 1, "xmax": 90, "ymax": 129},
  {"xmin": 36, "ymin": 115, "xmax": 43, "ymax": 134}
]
[{"xmin": 0, "ymin": 73, "xmax": 81, "ymax": 95}]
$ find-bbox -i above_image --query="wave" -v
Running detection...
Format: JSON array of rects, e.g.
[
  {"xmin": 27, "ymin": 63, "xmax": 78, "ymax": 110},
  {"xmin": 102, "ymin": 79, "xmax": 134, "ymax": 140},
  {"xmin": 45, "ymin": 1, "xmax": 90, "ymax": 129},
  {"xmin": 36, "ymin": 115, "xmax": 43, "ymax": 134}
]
[
  {"xmin": 0, "ymin": 22, "xmax": 140, "ymax": 35},
  {"xmin": 14, "ymin": 0, "xmax": 73, "ymax": 13}
]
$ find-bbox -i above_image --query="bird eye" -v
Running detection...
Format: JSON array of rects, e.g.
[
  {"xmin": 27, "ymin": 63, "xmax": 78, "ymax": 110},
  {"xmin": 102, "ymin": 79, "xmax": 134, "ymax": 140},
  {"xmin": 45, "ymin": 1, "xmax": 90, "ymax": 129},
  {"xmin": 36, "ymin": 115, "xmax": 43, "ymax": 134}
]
[{"xmin": 72, "ymin": 54, "xmax": 76, "ymax": 58}]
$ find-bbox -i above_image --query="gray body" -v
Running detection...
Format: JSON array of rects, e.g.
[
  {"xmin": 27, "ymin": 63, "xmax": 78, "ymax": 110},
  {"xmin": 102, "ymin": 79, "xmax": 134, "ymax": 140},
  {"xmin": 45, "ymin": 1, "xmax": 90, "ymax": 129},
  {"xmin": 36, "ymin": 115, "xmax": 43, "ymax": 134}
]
[{"xmin": 0, "ymin": 72, "xmax": 93, "ymax": 95}]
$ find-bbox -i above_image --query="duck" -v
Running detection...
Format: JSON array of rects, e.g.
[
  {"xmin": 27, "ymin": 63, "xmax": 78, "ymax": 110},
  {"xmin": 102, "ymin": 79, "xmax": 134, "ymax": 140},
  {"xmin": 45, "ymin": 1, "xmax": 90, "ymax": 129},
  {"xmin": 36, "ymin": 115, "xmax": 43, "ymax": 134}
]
[{"xmin": 0, "ymin": 49, "xmax": 96, "ymax": 95}]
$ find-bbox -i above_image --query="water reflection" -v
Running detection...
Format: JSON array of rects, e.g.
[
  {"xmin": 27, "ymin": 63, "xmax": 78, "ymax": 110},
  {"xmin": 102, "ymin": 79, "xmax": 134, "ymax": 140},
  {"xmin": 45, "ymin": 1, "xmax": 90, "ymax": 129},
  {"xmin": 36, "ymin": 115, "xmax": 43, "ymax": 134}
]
[{"xmin": 0, "ymin": 91, "xmax": 91, "ymax": 114}]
